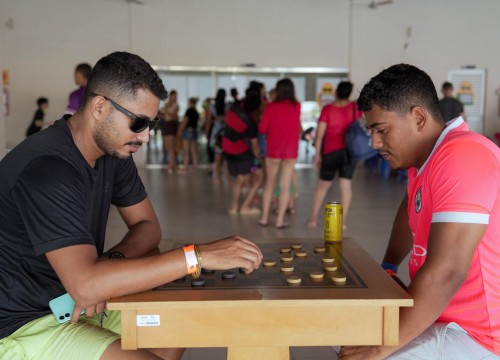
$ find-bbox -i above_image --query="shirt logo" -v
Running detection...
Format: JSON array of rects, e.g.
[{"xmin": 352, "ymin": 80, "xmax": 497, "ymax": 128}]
[
  {"xmin": 415, "ymin": 187, "xmax": 422, "ymax": 213},
  {"xmin": 412, "ymin": 245, "xmax": 427, "ymax": 257}
]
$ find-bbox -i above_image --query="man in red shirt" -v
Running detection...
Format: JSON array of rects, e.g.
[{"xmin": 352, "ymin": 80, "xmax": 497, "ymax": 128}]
[{"xmin": 339, "ymin": 64, "xmax": 500, "ymax": 359}]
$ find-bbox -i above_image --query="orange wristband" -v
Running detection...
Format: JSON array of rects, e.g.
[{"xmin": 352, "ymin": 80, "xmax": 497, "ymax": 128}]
[
  {"xmin": 183, "ymin": 245, "xmax": 198, "ymax": 274},
  {"xmin": 384, "ymin": 269, "xmax": 398, "ymax": 277}
]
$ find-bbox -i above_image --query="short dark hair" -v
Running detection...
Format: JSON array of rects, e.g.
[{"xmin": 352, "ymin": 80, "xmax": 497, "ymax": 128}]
[
  {"xmin": 243, "ymin": 87, "xmax": 261, "ymax": 113},
  {"xmin": 215, "ymin": 88, "xmax": 227, "ymax": 116},
  {"xmin": 336, "ymin": 81, "xmax": 353, "ymax": 100},
  {"xmin": 37, "ymin": 97, "xmax": 48, "ymax": 107},
  {"xmin": 83, "ymin": 52, "xmax": 168, "ymax": 107},
  {"xmin": 442, "ymin": 81, "xmax": 453, "ymax": 90},
  {"xmin": 275, "ymin": 78, "xmax": 297, "ymax": 103},
  {"xmin": 230, "ymin": 87, "xmax": 238, "ymax": 97},
  {"xmin": 249, "ymin": 81, "xmax": 264, "ymax": 92},
  {"xmin": 75, "ymin": 63, "xmax": 92, "ymax": 80},
  {"xmin": 357, "ymin": 63, "xmax": 442, "ymax": 122}
]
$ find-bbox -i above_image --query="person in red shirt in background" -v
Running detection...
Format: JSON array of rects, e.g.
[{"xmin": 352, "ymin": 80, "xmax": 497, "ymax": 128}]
[
  {"xmin": 307, "ymin": 81, "xmax": 362, "ymax": 230},
  {"xmin": 258, "ymin": 78, "xmax": 301, "ymax": 229},
  {"xmin": 222, "ymin": 88, "xmax": 263, "ymax": 214}
]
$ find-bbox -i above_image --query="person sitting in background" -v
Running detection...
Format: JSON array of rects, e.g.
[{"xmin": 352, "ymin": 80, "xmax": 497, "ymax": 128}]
[
  {"xmin": 339, "ymin": 64, "xmax": 500, "ymax": 359},
  {"xmin": 0, "ymin": 51, "xmax": 262, "ymax": 360},
  {"xmin": 439, "ymin": 81, "xmax": 466, "ymax": 122},
  {"xmin": 307, "ymin": 81, "xmax": 362, "ymax": 230},
  {"xmin": 26, "ymin": 97, "xmax": 49, "ymax": 137},
  {"xmin": 178, "ymin": 97, "xmax": 200, "ymax": 172},
  {"xmin": 66, "ymin": 62, "xmax": 92, "ymax": 115}
]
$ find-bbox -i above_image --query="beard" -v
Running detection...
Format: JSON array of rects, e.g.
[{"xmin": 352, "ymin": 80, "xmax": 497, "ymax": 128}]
[{"xmin": 94, "ymin": 113, "xmax": 129, "ymax": 160}]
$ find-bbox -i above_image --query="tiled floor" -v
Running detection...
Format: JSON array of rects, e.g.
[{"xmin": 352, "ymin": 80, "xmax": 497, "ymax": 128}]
[{"xmin": 105, "ymin": 161, "xmax": 409, "ymax": 360}]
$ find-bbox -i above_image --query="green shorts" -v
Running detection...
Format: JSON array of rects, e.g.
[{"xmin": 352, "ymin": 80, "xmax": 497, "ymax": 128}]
[{"xmin": 0, "ymin": 310, "xmax": 121, "ymax": 360}]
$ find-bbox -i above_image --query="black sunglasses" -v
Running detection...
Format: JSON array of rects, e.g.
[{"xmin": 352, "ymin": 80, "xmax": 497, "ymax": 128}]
[{"xmin": 89, "ymin": 92, "xmax": 159, "ymax": 133}]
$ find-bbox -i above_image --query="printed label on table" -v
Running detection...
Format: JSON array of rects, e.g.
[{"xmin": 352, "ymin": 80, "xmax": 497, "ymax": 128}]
[{"xmin": 136, "ymin": 315, "xmax": 160, "ymax": 327}]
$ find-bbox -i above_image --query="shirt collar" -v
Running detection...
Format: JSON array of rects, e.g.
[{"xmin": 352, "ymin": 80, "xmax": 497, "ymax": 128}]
[{"xmin": 416, "ymin": 116, "xmax": 465, "ymax": 176}]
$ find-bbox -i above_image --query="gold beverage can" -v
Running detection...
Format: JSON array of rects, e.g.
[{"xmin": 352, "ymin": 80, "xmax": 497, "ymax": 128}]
[{"xmin": 324, "ymin": 202, "xmax": 343, "ymax": 242}]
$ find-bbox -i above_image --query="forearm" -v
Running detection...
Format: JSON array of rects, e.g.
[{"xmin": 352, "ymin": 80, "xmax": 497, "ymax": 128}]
[
  {"xmin": 382, "ymin": 194, "xmax": 413, "ymax": 266},
  {"xmin": 386, "ymin": 266, "xmax": 465, "ymax": 356},
  {"xmin": 74, "ymin": 248, "xmax": 188, "ymax": 306},
  {"xmin": 106, "ymin": 219, "xmax": 162, "ymax": 258},
  {"xmin": 315, "ymin": 122, "xmax": 326, "ymax": 155},
  {"xmin": 49, "ymin": 235, "xmax": 263, "ymax": 309},
  {"xmin": 251, "ymin": 138, "xmax": 261, "ymax": 161}
]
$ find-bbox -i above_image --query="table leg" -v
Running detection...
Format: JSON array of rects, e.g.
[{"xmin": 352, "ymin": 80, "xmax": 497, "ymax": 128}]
[
  {"xmin": 383, "ymin": 306, "xmax": 400, "ymax": 346},
  {"xmin": 120, "ymin": 310, "xmax": 138, "ymax": 350},
  {"xmin": 227, "ymin": 346, "xmax": 289, "ymax": 360}
]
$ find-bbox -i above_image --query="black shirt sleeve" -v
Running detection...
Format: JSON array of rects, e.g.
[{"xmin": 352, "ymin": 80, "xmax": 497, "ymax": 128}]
[
  {"xmin": 12, "ymin": 156, "xmax": 94, "ymax": 256},
  {"xmin": 111, "ymin": 156, "xmax": 147, "ymax": 207}
]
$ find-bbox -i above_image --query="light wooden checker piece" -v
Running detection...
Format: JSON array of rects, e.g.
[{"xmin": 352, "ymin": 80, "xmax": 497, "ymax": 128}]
[
  {"xmin": 280, "ymin": 265, "xmax": 294, "ymax": 273},
  {"xmin": 286, "ymin": 275, "xmax": 301, "ymax": 285},
  {"xmin": 331, "ymin": 273, "xmax": 347, "ymax": 284},
  {"xmin": 263, "ymin": 259, "xmax": 277, "ymax": 267},
  {"xmin": 309, "ymin": 271, "xmax": 325, "ymax": 280},
  {"xmin": 290, "ymin": 243, "xmax": 303, "ymax": 250},
  {"xmin": 313, "ymin": 246, "xmax": 326, "ymax": 253},
  {"xmin": 321, "ymin": 257, "xmax": 335, "ymax": 264},
  {"xmin": 323, "ymin": 265, "xmax": 338, "ymax": 272},
  {"xmin": 294, "ymin": 250, "xmax": 308, "ymax": 258},
  {"xmin": 280, "ymin": 254, "xmax": 294, "ymax": 262},
  {"xmin": 279, "ymin": 247, "xmax": 292, "ymax": 254}
]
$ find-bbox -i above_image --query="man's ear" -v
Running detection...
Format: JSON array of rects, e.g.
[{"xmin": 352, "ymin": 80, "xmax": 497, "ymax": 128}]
[
  {"xmin": 90, "ymin": 95, "xmax": 107, "ymax": 121},
  {"xmin": 410, "ymin": 106, "xmax": 427, "ymax": 131}
]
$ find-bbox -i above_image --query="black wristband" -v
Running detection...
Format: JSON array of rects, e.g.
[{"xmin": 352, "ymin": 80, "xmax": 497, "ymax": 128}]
[{"xmin": 107, "ymin": 251, "xmax": 126, "ymax": 259}]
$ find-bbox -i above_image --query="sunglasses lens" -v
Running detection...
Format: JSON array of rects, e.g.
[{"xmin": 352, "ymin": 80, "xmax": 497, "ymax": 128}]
[
  {"xmin": 130, "ymin": 117, "xmax": 150, "ymax": 133},
  {"xmin": 149, "ymin": 120, "xmax": 159, "ymax": 131}
]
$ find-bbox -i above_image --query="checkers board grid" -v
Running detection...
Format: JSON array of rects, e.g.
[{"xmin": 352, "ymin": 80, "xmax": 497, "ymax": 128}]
[{"xmin": 156, "ymin": 242, "xmax": 367, "ymax": 290}]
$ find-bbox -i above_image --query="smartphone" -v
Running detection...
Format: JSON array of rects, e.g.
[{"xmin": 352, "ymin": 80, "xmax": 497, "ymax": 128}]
[{"xmin": 48, "ymin": 292, "xmax": 85, "ymax": 324}]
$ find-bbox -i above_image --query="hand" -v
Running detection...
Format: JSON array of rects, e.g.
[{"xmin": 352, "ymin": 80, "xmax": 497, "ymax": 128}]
[
  {"xmin": 71, "ymin": 301, "xmax": 106, "ymax": 324},
  {"xmin": 198, "ymin": 236, "xmax": 263, "ymax": 274},
  {"xmin": 338, "ymin": 345, "xmax": 391, "ymax": 360},
  {"xmin": 314, "ymin": 155, "xmax": 322, "ymax": 169}
]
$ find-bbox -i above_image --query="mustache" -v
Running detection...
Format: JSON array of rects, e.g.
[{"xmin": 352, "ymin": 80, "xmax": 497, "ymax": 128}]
[{"xmin": 126, "ymin": 141, "xmax": 143, "ymax": 147}]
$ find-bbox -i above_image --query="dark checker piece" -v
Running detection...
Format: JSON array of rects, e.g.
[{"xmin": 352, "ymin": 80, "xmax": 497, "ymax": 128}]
[
  {"xmin": 202, "ymin": 268, "xmax": 215, "ymax": 274},
  {"xmin": 191, "ymin": 278, "xmax": 206, "ymax": 287},
  {"xmin": 239, "ymin": 267, "xmax": 246, "ymax": 274},
  {"xmin": 222, "ymin": 271, "xmax": 236, "ymax": 280}
]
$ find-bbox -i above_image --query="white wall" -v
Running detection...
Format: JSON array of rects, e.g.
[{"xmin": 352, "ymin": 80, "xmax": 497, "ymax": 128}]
[{"xmin": 0, "ymin": 0, "xmax": 499, "ymax": 149}]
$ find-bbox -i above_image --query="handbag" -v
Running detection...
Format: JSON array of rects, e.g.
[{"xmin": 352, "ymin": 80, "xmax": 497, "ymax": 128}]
[{"xmin": 345, "ymin": 103, "xmax": 378, "ymax": 161}]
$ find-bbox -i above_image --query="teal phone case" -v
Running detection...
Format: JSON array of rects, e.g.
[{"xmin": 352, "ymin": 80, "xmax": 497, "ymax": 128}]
[{"xmin": 48, "ymin": 293, "xmax": 84, "ymax": 324}]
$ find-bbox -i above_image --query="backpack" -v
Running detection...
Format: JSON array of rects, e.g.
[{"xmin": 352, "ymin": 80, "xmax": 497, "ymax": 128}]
[{"xmin": 345, "ymin": 105, "xmax": 378, "ymax": 161}]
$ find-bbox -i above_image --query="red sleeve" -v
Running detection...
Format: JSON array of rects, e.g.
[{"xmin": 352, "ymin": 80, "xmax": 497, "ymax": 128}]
[
  {"xmin": 259, "ymin": 105, "xmax": 271, "ymax": 134},
  {"xmin": 318, "ymin": 105, "xmax": 330, "ymax": 124}
]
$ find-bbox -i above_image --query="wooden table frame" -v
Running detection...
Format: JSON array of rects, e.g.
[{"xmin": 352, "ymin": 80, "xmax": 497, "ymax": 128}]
[{"xmin": 108, "ymin": 238, "xmax": 413, "ymax": 360}]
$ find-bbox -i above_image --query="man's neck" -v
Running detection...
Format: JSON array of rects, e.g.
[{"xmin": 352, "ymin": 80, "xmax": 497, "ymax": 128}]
[{"xmin": 67, "ymin": 112, "xmax": 102, "ymax": 168}]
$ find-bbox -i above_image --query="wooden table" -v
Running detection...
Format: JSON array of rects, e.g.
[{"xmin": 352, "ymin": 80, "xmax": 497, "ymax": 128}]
[{"xmin": 108, "ymin": 238, "xmax": 412, "ymax": 360}]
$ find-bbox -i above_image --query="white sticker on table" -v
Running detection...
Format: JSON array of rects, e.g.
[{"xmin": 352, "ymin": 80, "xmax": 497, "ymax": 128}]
[{"xmin": 136, "ymin": 315, "xmax": 160, "ymax": 327}]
